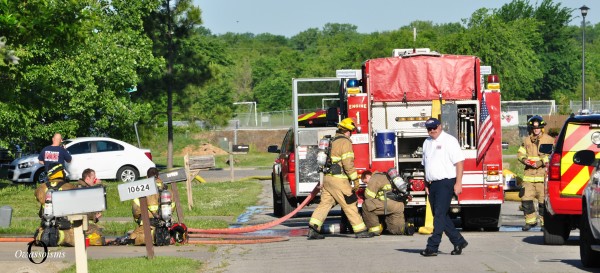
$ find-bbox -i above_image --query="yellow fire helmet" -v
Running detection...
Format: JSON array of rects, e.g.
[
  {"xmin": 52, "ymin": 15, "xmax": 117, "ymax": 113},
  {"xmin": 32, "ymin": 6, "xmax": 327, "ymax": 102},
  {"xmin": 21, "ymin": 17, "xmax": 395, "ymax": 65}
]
[
  {"xmin": 47, "ymin": 164, "xmax": 65, "ymax": 180},
  {"xmin": 338, "ymin": 117, "xmax": 356, "ymax": 131}
]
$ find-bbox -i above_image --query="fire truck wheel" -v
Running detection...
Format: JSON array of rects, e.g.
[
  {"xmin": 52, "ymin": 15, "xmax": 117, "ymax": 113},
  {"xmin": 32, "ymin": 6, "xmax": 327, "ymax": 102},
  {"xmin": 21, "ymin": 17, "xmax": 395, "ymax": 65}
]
[
  {"xmin": 580, "ymin": 203, "xmax": 600, "ymax": 267},
  {"xmin": 543, "ymin": 209, "xmax": 568, "ymax": 245}
]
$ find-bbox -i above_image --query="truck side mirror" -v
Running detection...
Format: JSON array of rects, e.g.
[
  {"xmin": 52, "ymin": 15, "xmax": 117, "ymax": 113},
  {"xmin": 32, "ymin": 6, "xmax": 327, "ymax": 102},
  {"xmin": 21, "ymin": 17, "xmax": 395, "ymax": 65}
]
[
  {"xmin": 539, "ymin": 144, "xmax": 553, "ymax": 154},
  {"xmin": 573, "ymin": 150, "xmax": 597, "ymax": 166},
  {"xmin": 267, "ymin": 145, "xmax": 280, "ymax": 154}
]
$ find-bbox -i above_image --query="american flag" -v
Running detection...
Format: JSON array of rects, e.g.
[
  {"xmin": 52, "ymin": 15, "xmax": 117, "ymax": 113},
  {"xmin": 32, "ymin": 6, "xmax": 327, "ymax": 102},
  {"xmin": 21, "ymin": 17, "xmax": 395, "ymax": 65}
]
[{"xmin": 477, "ymin": 92, "xmax": 495, "ymax": 163}]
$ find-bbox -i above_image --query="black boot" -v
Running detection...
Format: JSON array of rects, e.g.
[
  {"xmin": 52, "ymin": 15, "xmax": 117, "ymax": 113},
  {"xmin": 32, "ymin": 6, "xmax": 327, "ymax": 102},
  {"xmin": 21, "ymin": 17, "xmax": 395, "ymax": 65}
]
[
  {"xmin": 307, "ymin": 225, "xmax": 325, "ymax": 240},
  {"xmin": 522, "ymin": 222, "xmax": 537, "ymax": 231},
  {"xmin": 451, "ymin": 241, "xmax": 469, "ymax": 255},
  {"xmin": 355, "ymin": 230, "xmax": 374, "ymax": 238}
]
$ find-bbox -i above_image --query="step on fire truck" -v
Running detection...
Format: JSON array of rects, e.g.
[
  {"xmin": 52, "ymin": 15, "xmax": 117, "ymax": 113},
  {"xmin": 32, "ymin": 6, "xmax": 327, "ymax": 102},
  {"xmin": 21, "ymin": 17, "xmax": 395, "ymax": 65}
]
[{"xmin": 271, "ymin": 48, "xmax": 504, "ymax": 230}]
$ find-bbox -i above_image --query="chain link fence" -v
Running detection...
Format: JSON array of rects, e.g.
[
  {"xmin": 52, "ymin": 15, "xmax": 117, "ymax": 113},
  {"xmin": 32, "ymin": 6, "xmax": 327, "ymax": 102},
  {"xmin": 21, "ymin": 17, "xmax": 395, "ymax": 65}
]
[{"xmin": 224, "ymin": 100, "xmax": 600, "ymax": 130}]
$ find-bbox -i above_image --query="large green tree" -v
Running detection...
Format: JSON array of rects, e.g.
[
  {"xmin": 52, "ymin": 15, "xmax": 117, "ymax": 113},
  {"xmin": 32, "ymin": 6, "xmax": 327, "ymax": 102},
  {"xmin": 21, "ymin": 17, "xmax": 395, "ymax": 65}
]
[{"xmin": 0, "ymin": 0, "xmax": 161, "ymax": 150}]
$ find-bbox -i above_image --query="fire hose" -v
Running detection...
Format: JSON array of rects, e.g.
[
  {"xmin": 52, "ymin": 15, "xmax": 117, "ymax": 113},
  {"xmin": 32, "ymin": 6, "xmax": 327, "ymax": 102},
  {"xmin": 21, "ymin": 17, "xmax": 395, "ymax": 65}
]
[{"xmin": 185, "ymin": 185, "xmax": 320, "ymax": 244}]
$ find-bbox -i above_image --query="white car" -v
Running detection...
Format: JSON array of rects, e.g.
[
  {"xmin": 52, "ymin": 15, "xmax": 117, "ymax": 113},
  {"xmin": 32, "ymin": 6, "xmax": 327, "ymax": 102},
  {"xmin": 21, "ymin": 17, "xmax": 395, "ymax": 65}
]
[{"xmin": 8, "ymin": 137, "xmax": 155, "ymax": 183}]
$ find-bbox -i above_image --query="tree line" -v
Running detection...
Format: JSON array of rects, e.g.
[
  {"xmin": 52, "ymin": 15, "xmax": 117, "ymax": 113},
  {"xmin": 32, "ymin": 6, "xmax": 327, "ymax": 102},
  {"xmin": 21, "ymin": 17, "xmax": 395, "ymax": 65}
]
[{"xmin": 0, "ymin": 0, "xmax": 597, "ymax": 151}]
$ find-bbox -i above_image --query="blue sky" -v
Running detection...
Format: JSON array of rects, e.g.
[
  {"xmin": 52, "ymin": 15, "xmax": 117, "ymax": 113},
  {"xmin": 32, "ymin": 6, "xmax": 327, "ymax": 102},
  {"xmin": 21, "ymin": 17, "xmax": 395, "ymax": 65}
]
[{"xmin": 194, "ymin": 0, "xmax": 597, "ymax": 37}]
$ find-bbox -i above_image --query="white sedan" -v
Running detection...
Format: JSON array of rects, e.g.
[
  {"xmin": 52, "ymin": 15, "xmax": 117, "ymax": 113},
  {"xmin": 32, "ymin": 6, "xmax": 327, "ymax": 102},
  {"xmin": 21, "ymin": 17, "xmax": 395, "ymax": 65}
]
[{"xmin": 9, "ymin": 137, "xmax": 155, "ymax": 183}]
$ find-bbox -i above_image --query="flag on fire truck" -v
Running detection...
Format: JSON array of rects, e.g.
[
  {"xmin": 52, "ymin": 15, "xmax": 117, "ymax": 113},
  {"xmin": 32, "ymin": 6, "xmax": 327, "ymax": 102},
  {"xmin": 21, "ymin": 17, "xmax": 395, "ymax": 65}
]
[{"xmin": 477, "ymin": 92, "xmax": 495, "ymax": 162}]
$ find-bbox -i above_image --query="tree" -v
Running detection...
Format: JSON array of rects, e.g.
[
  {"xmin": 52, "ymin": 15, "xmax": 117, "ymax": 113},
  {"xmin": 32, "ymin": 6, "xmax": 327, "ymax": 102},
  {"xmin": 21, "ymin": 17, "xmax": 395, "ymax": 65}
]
[{"xmin": 0, "ymin": 0, "xmax": 162, "ymax": 150}]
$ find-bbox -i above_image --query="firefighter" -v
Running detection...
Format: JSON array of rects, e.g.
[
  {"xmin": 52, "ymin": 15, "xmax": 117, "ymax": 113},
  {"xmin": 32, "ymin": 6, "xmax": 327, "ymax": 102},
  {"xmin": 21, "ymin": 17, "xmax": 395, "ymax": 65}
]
[
  {"xmin": 518, "ymin": 115, "xmax": 554, "ymax": 231},
  {"xmin": 361, "ymin": 169, "xmax": 415, "ymax": 235},
  {"xmin": 76, "ymin": 168, "xmax": 105, "ymax": 245},
  {"xmin": 307, "ymin": 118, "xmax": 374, "ymax": 239},
  {"xmin": 33, "ymin": 164, "xmax": 76, "ymax": 247},
  {"xmin": 129, "ymin": 167, "xmax": 175, "ymax": 246}
]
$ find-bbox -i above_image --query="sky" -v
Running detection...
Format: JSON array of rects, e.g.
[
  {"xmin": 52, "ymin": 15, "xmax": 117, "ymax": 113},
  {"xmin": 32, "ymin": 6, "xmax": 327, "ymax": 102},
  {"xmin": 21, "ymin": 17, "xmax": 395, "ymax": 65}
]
[{"xmin": 194, "ymin": 0, "xmax": 598, "ymax": 37}]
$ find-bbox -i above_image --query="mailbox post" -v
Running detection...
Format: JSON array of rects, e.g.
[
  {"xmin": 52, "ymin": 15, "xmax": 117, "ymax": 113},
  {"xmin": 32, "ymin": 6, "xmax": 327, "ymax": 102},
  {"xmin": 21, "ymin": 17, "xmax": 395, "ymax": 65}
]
[
  {"xmin": 51, "ymin": 186, "xmax": 106, "ymax": 273},
  {"xmin": 117, "ymin": 178, "xmax": 158, "ymax": 258}
]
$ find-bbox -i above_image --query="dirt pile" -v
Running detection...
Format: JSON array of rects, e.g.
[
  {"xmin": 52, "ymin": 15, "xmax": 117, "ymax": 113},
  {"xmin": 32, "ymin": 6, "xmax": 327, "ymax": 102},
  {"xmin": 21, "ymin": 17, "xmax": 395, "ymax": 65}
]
[{"xmin": 180, "ymin": 143, "xmax": 228, "ymax": 156}]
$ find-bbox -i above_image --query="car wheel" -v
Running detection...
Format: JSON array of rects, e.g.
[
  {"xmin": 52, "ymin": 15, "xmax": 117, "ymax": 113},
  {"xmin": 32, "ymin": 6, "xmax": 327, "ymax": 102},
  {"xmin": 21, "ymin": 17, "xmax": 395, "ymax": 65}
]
[
  {"xmin": 543, "ymin": 208, "xmax": 567, "ymax": 245},
  {"xmin": 34, "ymin": 168, "xmax": 46, "ymax": 184},
  {"xmin": 272, "ymin": 173, "xmax": 283, "ymax": 217},
  {"xmin": 117, "ymin": 166, "xmax": 139, "ymax": 183},
  {"xmin": 281, "ymin": 182, "xmax": 295, "ymax": 216},
  {"xmin": 580, "ymin": 201, "xmax": 600, "ymax": 267}
]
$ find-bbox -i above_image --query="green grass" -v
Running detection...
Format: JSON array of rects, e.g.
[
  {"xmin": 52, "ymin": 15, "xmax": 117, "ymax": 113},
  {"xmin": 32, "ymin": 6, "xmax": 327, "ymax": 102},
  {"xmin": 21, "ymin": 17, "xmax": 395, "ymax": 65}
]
[
  {"xmin": 215, "ymin": 152, "xmax": 276, "ymax": 169},
  {"xmin": 59, "ymin": 256, "xmax": 202, "ymax": 273},
  {"xmin": 0, "ymin": 179, "xmax": 261, "ymax": 235}
]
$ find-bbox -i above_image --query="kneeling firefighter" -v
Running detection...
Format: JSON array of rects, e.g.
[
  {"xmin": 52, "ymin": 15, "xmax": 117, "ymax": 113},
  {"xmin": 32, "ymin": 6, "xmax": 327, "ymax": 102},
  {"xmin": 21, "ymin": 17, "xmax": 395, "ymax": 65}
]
[
  {"xmin": 76, "ymin": 168, "xmax": 106, "ymax": 246},
  {"xmin": 128, "ymin": 167, "xmax": 185, "ymax": 246},
  {"xmin": 361, "ymin": 169, "xmax": 415, "ymax": 235},
  {"xmin": 33, "ymin": 164, "xmax": 76, "ymax": 247},
  {"xmin": 307, "ymin": 118, "xmax": 374, "ymax": 239}
]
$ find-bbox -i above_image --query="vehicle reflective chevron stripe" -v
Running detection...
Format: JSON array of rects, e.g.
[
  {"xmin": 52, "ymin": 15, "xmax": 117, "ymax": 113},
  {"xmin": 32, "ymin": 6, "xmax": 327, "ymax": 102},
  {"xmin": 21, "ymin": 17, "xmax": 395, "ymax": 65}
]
[{"xmin": 560, "ymin": 123, "xmax": 600, "ymax": 196}]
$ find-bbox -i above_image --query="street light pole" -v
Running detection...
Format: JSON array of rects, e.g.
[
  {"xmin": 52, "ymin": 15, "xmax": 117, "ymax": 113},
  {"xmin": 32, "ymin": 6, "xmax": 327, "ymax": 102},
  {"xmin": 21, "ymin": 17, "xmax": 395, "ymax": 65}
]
[{"xmin": 581, "ymin": 5, "xmax": 589, "ymax": 110}]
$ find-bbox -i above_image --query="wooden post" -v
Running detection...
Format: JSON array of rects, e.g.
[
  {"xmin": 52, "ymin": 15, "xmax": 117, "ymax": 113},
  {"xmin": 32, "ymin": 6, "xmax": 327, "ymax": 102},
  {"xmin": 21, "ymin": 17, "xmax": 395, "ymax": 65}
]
[
  {"xmin": 184, "ymin": 154, "xmax": 193, "ymax": 210},
  {"xmin": 139, "ymin": 197, "xmax": 154, "ymax": 259},
  {"xmin": 170, "ymin": 182, "xmax": 185, "ymax": 224},
  {"xmin": 68, "ymin": 214, "xmax": 88, "ymax": 273},
  {"xmin": 229, "ymin": 141, "xmax": 234, "ymax": 182}
]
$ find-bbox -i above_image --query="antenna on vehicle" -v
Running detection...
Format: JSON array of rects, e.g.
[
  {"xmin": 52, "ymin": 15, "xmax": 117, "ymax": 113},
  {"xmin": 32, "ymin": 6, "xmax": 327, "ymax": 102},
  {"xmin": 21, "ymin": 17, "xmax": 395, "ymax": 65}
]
[{"xmin": 413, "ymin": 27, "xmax": 417, "ymax": 53}]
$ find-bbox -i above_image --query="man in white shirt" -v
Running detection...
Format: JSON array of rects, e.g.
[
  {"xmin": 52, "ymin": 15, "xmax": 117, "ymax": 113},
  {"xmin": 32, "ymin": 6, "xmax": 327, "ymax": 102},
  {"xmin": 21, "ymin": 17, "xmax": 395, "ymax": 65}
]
[{"xmin": 420, "ymin": 118, "xmax": 468, "ymax": 257}]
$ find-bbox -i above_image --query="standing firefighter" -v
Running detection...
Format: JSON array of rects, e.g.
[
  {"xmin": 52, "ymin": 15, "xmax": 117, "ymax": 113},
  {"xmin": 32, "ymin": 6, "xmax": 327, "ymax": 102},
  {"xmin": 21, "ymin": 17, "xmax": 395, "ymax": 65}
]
[
  {"xmin": 361, "ymin": 169, "xmax": 414, "ymax": 235},
  {"xmin": 518, "ymin": 115, "xmax": 554, "ymax": 231},
  {"xmin": 307, "ymin": 118, "xmax": 373, "ymax": 239},
  {"xmin": 33, "ymin": 164, "xmax": 76, "ymax": 246}
]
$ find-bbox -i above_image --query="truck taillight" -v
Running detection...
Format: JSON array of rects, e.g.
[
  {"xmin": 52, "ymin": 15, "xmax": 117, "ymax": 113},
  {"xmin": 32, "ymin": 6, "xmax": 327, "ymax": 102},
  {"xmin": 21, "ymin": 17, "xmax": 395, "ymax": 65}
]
[
  {"xmin": 145, "ymin": 152, "xmax": 153, "ymax": 161},
  {"xmin": 548, "ymin": 152, "xmax": 561, "ymax": 181},
  {"xmin": 410, "ymin": 179, "xmax": 425, "ymax": 191},
  {"xmin": 486, "ymin": 164, "xmax": 500, "ymax": 182},
  {"xmin": 288, "ymin": 152, "xmax": 295, "ymax": 173}
]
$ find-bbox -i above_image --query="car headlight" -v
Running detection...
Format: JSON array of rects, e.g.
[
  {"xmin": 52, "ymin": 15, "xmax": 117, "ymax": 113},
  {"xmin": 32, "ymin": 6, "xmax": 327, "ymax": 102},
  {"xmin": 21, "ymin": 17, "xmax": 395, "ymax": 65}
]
[{"xmin": 18, "ymin": 161, "xmax": 34, "ymax": 169}]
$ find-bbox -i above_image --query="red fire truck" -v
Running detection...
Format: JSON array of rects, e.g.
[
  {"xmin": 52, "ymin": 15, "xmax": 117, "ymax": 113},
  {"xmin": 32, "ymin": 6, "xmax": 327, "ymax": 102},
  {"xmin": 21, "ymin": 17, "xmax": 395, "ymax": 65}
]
[{"xmin": 269, "ymin": 49, "xmax": 504, "ymax": 230}]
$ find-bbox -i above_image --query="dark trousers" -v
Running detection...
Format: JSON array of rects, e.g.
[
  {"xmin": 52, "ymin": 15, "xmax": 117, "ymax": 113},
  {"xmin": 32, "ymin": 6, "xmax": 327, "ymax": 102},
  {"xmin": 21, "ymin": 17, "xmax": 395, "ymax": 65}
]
[{"xmin": 426, "ymin": 178, "xmax": 465, "ymax": 251}]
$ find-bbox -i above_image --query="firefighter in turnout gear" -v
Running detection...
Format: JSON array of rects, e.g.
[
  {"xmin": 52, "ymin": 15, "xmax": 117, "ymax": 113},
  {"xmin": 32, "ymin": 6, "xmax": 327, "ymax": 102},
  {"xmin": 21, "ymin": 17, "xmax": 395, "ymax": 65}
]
[
  {"xmin": 129, "ymin": 167, "xmax": 175, "ymax": 246},
  {"xmin": 76, "ymin": 168, "xmax": 105, "ymax": 246},
  {"xmin": 361, "ymin": 169, "xmax": 414, "ymax": 235},
  {"xmin": 307, "ymin": 118, "xmax": 374, "ymax": 239},
  {"xmin": 518, "ymin": 115, "xmax": 554, "ymax": 231},
  {"xmin": 33, "ymin": 164, "xmax": 76, "ymax": 246}
]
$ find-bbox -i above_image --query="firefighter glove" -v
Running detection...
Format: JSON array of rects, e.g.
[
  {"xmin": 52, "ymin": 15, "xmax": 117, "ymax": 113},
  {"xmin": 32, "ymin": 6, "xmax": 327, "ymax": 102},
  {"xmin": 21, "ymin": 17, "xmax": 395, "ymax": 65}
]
[{"xmin": 352, "ymin": 179, "xmax": 360, "ymax": 192}]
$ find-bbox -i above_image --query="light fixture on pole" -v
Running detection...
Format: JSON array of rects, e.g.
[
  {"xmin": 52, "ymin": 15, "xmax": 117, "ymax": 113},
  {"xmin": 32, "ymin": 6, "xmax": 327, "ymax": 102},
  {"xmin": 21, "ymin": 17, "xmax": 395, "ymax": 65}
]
[{"xmin": 580, "ymin": 5, "xmax": 589, "ymax": 110}]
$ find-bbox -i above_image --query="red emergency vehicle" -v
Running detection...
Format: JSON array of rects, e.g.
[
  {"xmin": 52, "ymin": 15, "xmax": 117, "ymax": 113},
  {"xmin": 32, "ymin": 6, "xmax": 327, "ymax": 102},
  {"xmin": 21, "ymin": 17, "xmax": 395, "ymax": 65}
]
[{"xmin": 269, "ymin": 49, "xmax": 504, "ymax": 230}]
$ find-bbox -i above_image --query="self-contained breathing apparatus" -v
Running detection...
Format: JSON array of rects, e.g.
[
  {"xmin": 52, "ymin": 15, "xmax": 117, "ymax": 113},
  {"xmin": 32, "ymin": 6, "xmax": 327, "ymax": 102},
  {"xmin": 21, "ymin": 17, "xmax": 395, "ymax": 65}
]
[
  {"xmin": 37, "ymin": 181, "xmax": 72, "ymax": 247},
  {"xmin": 152, "ymin": 186, "xmax": 187, "ymax": 245},
  {"xmin": 316, "ymin": 135, "xmax": 345, "ymax": 175},
  {"xmin": 384, "ymin": 168, "xmax": 412, "ymax": 204}
]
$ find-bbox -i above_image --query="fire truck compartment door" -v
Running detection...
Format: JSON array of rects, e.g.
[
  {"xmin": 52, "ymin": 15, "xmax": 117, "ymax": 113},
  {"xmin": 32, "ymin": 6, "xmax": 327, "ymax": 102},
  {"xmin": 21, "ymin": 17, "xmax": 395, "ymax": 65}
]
[{"xmin": 441, "ymin": 104, "xmax": 458, "ymax": 139}]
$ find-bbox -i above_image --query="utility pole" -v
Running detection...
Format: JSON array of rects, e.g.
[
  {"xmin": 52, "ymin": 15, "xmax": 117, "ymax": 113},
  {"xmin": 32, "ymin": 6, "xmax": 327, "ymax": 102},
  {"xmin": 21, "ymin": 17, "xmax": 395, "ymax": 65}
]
[{"xmin": 167, "ymin": 0, "xmax": 174, "ymax": 169}]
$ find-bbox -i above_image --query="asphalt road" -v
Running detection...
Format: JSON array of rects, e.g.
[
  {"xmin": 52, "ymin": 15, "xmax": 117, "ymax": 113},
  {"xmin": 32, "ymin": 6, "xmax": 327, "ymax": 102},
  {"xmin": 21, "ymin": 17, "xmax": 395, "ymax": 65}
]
[{"xmin": 0, "ymin": 170, "xmax": 592, "ymax": 273}]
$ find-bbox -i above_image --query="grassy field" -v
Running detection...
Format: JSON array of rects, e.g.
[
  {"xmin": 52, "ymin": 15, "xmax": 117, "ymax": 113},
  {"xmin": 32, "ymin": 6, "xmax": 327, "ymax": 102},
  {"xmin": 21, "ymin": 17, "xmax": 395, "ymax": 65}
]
[{"xmin": 60, "ymin": 256, "xmax": 203, "ymax": 273}]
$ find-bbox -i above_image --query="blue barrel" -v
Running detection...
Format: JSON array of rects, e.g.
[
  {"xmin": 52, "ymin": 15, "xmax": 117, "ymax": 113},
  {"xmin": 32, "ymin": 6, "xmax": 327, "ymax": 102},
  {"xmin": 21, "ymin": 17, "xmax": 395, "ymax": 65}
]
[{"xmin": 375, "ymin": 130, "xmax": 395, "ymax": 158}]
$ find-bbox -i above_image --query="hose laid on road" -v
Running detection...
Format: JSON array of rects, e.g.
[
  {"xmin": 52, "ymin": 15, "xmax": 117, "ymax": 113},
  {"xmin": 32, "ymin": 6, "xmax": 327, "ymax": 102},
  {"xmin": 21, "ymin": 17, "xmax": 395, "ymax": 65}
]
[
  {"xmin": 0, "ymin": 237, "xmax": 33, "ymax": 243},
  {"xmin": 188, "ymin": 185, "xmax": 320, "ymax": 234}
]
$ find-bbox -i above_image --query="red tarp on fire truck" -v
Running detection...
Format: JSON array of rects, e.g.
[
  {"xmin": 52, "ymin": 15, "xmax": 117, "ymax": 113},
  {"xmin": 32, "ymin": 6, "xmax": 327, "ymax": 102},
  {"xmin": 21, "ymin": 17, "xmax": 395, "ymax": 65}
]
[{"xmin": 365, "ymin": 55, "xmax": 479, "ymax": 102}]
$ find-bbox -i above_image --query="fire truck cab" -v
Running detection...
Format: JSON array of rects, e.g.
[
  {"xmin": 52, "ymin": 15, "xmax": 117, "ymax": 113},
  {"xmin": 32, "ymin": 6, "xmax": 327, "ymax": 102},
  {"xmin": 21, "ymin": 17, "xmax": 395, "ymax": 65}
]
[{"xmin": 272, "ymin": 49, "xmax": 504, "ymax": 230}]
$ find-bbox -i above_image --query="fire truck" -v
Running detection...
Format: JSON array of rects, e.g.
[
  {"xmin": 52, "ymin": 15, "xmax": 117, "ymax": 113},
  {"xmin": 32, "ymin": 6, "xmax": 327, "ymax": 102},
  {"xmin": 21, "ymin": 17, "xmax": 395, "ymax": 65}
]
[{"xmin": 269, "ymin": 48, "xmax": 504, "ymax": 230}]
